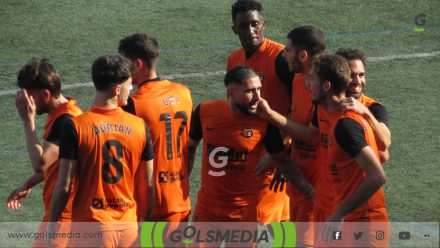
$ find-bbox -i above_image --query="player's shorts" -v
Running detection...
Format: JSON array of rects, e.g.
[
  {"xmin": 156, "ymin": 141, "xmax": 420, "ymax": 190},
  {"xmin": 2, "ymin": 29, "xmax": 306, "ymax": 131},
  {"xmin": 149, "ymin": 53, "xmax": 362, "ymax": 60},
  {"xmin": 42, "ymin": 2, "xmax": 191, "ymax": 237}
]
[
  {"xmin": 193, "ymin": 202, "xmax": 257, "ymax": 222},
  {"xmin": 256, "ymin": 173, "xmax": 290, "ymax": 223},
  {"xmin": 153, "ymin": 210, "xmax": 191, "ymax": 222}
]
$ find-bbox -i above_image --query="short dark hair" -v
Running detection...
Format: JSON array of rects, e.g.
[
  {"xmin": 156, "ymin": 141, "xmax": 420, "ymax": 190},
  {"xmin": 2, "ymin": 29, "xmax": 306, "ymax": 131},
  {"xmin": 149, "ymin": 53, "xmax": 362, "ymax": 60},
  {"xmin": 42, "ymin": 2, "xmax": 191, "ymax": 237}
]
[
  {"xmin": 287, "ymin": 26, "xmax": 326, "ymax": 57},
  {"xmin": 335, "ymin": 48, "xmax": 366, "ymax": 65},
  {"xmin": 17, "ymin": 58, "xmax": 61, "ymax": 98},
  {"xmin": 224, "ymin": 65, "xmax": 259, "ymax": 87},
  {"xmin": 118, "ymin": 33, "xmax": 160, "ymax": 68},
  {"xmin": 231, "ymin": 0, "xmax": 263, "ymax": 22},
  {"xmin": 91, "ymin": 55, "xmax": 135, "ymax": 91},
  {"xmin": 312, "ymin": 54, "xmax": 351, "ymax": 95}
]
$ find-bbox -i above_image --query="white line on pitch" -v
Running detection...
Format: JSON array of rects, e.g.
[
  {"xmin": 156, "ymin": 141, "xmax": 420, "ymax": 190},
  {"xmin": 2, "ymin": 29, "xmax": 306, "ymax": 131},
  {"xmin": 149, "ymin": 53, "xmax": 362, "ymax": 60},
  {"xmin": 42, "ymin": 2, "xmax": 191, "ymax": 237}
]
[{"xmin": 1, "ymin": 51, "xmax": 439, "ymax": 97}]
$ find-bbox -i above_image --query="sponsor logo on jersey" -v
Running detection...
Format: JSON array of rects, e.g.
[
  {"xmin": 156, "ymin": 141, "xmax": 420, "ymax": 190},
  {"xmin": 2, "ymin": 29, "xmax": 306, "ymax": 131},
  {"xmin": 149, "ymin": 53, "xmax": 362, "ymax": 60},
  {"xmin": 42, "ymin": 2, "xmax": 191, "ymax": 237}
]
[
  {"xmin": 206, "ymin": 144, "xmax": 248, "ymax": 177},
  {"xmin": 158, "ymin": 170, "xmax": 186, "ymax": 184}
]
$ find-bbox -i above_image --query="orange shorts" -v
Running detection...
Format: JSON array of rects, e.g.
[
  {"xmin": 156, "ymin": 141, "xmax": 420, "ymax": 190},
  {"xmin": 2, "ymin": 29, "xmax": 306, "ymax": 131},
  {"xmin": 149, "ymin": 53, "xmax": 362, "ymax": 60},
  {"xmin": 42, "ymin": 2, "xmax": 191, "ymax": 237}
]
[
  {"xmin": 193, "ymin": 202, "xmax": 257, "ymax": 222},
  {"xmin": 32, "ymin": 222, "xmax": 70, "ymax": 248},
  {"xmin": 256, "ymin": 172, "xmax": 290, "ymax": 223},
  {"xmin": 153, "ymin": 210, "xmax": 191, "ymax": 222}
]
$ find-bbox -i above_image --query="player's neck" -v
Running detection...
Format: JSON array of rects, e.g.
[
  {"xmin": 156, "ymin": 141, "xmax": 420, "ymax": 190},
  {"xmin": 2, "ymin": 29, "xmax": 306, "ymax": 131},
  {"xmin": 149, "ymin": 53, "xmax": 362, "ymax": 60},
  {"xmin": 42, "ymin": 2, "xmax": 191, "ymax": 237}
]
[
  {"xmin": 47, "ymin": 94, "xmax": 68, "ymax": 115},
  {"xmin": 93, "ymin": 93, "xmax": 119, "ymax": 110},
  {"xmin": 135, "ymin": 71, "xmax": 158, "ymax": 86},
  {"xmin": 323, "ymin": 94, "xmax": 345, "ymax": 113},
  {"xmin": 243, "ymin": 37, "xmax": 265, "ymax": 58},
  {"xmin": 227, "ymin": 98, "xmax": 245, "ymax": 116}
]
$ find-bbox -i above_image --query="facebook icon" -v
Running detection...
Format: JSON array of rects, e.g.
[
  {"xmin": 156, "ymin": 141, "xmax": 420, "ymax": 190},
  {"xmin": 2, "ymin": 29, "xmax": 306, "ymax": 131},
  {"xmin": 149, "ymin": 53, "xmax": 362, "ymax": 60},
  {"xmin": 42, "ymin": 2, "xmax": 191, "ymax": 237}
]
[{"xmin": 333, "ymin": 231, "xmax": 342, "ymax": 240}]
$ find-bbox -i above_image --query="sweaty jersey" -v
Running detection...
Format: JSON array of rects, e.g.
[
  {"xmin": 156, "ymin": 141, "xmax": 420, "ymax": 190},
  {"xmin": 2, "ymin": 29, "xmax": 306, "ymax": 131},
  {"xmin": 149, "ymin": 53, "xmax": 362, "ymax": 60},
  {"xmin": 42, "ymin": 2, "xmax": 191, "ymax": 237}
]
[
  {"xmin": 190, "ymin": 100, "xmax": 284, "ymax": 210},
  {"xmin": 315, "ymin": 107, "xmax": 387, "ymax": 221},
  {"xmin": 227, "ymin": 38, "xmax": 292, "ymax": 116},
  {"xmin": 123, "ymin": 79, "xmax": 192, "ymax": 216},
  {"xmin": 59, "ymin": 107, "xmax": 154, "ymax": 225},
  {"xmin": 42, "ymin": 98, "xmax": 82, "ymax": 222}
]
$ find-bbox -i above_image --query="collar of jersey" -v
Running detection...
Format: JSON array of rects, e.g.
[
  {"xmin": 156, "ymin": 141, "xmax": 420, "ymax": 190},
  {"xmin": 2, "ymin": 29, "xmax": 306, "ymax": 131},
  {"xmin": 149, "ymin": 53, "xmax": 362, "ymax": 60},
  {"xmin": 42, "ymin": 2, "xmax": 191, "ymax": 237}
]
[
  {"xmin": 90, "ymin": 106, "xmax": 122, "ymax": 114},
  {"xmin": 138, "ymin": 77, "xmax": 161, "ymax": 88}
]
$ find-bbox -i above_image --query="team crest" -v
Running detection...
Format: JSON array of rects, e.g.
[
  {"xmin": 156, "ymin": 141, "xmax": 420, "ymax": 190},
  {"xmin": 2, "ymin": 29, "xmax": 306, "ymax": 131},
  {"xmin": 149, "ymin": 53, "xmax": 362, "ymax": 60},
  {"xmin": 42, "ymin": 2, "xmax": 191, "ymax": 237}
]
[{"xmin": 241, "ymin": 127, "xmax": 253, "ymax": 138}]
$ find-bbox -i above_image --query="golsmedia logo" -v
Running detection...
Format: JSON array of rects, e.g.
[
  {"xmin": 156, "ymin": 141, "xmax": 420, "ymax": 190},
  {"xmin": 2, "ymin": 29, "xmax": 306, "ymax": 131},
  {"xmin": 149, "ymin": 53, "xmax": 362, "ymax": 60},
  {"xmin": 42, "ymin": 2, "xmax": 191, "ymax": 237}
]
[
  {"xmin": 140, "ymin": 222, "xmax": 296, "ymax": 247},
  {"xmin": 414, "ymin": 14, "xmax": 427, "ymax": 32}
]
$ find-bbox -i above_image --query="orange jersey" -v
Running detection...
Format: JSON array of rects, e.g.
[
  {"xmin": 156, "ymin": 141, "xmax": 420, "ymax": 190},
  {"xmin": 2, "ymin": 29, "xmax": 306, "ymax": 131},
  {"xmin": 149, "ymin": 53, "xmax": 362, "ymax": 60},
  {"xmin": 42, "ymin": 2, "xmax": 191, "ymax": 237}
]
[
  {"xmin": 42, "ymin": 98, "xmax": 82, "ymax": 222},
  {"xmin": 227, "ymin": 39, "xmax": 291, "ymax": 115},
  {"xmin": 358, "ymin": 94, "xmax": 383, "ymax": 108},
  {"xmin": 125, "ymin": 79, "xmax": 192, "ymax": 216},
  {"xmin": 63, "ymin": 107, "xmax": 152, "ymax": 224},
  {"xmin": 194, "ymin": 100, "xmax": 278, "ymax": 210},
  {"xmin": 320, "ymin": 109, "xmax": 387, "ymax": 222}
]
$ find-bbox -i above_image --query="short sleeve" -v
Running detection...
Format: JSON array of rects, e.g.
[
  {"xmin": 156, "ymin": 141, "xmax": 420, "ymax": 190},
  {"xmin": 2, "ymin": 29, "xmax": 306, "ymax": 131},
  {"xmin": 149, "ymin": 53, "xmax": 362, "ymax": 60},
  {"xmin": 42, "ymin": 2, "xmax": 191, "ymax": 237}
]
[
  {"xmin": 334, "ymin": 118, "xmax": 368, "ymax": 157},
  {"xmin": 189, "ymin": 104, "xmax": 203, "ymax": 141},
  {"xmin": 262, "ymin": 123, "xmax": 285, "ymax": 154},
  {"xmin": 46, "ymin": 114, "xmax": 73, "ymax": 142},
  {"xmin": 58, "ymin": 119, "xmax": 79, "ymax": 160}
]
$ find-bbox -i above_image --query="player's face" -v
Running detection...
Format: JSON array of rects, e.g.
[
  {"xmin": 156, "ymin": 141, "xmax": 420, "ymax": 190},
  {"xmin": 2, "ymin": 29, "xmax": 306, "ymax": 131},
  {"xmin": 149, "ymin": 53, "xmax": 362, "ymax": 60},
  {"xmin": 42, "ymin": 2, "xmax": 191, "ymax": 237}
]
[
  {"xmin": 117, "ymin": 77, "xmax": 133, "ymax": 107},
  {"xmin": 27, "ymin": 89, "xmax": 49, "ymax": 115},
  {"xmin": 346, "ymin": 59, "xmax": 366, "ymax": 99},
  {"xmin": 307, "ymin": 66, "xmax": 326, "ymax": 105},
  {"xmin": 232, "ymin": 76, "xmax": 262, "ymax": 115},
  {"xmin": 232, "ymin": 10, "xmax": 266, "ymax": 52},
  {"xmin": 283, "ymin": 39, "xmax": 303, "ymax": 73}
]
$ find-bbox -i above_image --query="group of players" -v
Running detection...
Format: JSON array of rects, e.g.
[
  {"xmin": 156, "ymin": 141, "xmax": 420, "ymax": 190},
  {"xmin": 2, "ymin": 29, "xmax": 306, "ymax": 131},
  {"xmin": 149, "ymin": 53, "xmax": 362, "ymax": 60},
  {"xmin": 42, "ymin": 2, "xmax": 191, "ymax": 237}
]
[{"xmin": 6, "ymin": 0, "xmax": 392, "ymax": 247}]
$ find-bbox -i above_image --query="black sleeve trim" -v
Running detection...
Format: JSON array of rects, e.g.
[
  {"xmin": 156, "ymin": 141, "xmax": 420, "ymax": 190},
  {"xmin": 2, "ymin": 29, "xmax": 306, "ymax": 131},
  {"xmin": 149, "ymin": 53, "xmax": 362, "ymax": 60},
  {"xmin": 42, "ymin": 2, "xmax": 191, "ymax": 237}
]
[
  {"xmin": 275, "ymin": 50, "xmax": 294, "ymax": 93},
  {"xmin": 263, "ymin": 123, "xmax": 285, "ymax": 153},
  {"xmin": 142, "ymin": 124, "xmax": 154, "ymax": 161},
  {"xmin": 59, "ymin": 119, "xmax": 79, "ymax": 160},
  {"xmin": 122, "ymin": 97, "xmax": 136, "ymax": 115},
  {"xmin": 334, "ymin": 118, "xmax": 368, "ymax": 157},
  {"xmin": 189, "ymin": 104, "xmax": 203, "ymax": 141},
  {"xmin": 46, "ymin": 114, "xmax": 73, "ymax": 142},
  {"xmin": 311, "ymin": 105, "xmax": 319, "ymax": 128},
  {"xmin": 368, "ymin": 104, "xmax": 389, "ymax": 127}
]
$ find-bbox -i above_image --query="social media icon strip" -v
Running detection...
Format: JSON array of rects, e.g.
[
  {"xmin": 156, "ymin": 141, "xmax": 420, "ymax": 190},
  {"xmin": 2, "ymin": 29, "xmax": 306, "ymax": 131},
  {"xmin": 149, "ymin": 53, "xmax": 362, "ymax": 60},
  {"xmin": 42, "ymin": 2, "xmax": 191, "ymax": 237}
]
[{"xmin": 354, "ymin": 231, "xmax": 363, "ymax": 240}]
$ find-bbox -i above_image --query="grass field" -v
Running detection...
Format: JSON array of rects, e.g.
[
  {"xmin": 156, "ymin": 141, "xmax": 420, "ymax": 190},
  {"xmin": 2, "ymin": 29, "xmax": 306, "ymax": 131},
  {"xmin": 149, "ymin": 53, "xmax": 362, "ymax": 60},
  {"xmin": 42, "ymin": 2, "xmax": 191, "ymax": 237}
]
[{"xmin": 1, "ymin": 0, "xmax": 439, "ymax": 231}]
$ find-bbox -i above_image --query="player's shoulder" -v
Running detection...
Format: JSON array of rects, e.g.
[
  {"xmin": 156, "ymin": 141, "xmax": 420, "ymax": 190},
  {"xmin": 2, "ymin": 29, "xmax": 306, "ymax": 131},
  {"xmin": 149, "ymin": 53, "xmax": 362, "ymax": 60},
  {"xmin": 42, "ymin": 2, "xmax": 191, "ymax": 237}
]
[
  {"xmin": 227, "ymin": 47, "xmax": 244, "ymax": 60},
  {"xmin": 264, "ymin": 38, "xmax": 285, "ymax": 54},
  {"xmin": 168, "ymin": 80, "xmax": 191, "ymax": 94},
  {"xmin": 340, "ymin": 111, "xmax": 369, "ymax": 131}
]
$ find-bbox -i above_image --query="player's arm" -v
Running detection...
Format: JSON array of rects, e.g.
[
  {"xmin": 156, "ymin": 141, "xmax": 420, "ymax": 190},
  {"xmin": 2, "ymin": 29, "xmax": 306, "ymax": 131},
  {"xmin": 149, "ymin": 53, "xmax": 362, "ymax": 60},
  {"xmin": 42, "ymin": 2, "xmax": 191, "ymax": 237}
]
[
  {"xmin": 341, "ymin": 97, "xmax": 391, "ymax": 162},
  {"xmin": 48, "ymin": 119, "xmax": 78, "ymax": 223},
  {"xmin": 258, "ymin": 98, "xmax": 319, "ymax": 144},
  {"xmin": 6, "ymin": 172, "xmax": 43, "ymax": 210},
  {"xmin": 136, "ymin": 124, "xmax": 155, "ymax": 221},
  {"xmin": 322, "ymin": 118, "xmax": 386, "ymax": 241},
  {"xmin": 261, "ymin": 123, "xmax": 314, "ymax": 198},
  {"xmin": 187, "ymin": 104, "xmax": 203, "ymax": 177}
]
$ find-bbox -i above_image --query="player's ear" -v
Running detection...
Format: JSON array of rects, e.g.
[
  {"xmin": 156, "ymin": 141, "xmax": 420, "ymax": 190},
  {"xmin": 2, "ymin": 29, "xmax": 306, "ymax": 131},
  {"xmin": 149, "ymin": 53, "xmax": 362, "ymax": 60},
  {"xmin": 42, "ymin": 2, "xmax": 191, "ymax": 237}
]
[
  {"xmin": 41, "ymin": 89, "xmax": 51, "ymax": 102},
  {"xmin": 134, "ymin": 59, "xmax": 143, "ymax": 70},
  {"xmin": 113, "ymin": 84, "xmax": 122, "ymax": 97},
  {"xmin": 226, "ymin": 87, "xmax": 233, "ymax": 99},
  {"xmin": 299, "ymin": 50, "xmax": 308, "ymax": 63}
]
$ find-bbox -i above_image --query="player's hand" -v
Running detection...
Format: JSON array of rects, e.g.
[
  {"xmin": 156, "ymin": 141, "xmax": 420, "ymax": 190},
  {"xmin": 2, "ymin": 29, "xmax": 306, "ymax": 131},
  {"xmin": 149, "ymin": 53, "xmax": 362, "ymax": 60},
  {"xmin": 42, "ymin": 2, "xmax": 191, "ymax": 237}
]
[
  {"xmin": 340, "ymin": 97, "xmax": 367, "ymax": 115},
  {"xmin": 321, "ymin": 213, "xmax": 344, "ymax": 242},
  {"xmin": 15, "ymin": 89, "xmax": 36, "ymax": 123},
  {"xmin": 255, "ymin": 153, "xmax": 275, "ymax": 176},
  {"xmin": 256, "ymin": 98, "xmax": 272, "ymax": 121},
  {"xmin": 45, "ymin": 222, "xmax": 58, "ymax": 247},
  {"xmin": 269, "ymin": 169, "xmax": 286, "ymax": 192},
  {"xmin": 6, "ymin": 185, "xmax": 32, "ymax": 210},
  {"xmin": 292, "ymin": 176, "xmax": 314, "ymax": 199}
]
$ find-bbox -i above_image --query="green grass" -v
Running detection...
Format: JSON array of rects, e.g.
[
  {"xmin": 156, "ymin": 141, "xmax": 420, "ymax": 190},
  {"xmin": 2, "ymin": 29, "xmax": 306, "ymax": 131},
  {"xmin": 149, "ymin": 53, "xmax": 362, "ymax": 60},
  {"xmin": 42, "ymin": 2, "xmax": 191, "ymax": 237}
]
[{"xmin": 1, "ymin": 0, "xmax": 439, "ymax": 230}]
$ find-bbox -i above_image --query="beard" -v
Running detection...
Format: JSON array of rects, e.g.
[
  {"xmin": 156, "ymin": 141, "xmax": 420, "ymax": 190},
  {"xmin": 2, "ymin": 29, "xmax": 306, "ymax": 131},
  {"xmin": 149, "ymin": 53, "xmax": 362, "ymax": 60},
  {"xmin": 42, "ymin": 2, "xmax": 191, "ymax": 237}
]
[
  {"xmin": 236, "ymin": 102, "xmax": 257, "ymax": 115},
  {"xmin": 311, "ymin": 91, "xmax": 326, "ymax": 105}
]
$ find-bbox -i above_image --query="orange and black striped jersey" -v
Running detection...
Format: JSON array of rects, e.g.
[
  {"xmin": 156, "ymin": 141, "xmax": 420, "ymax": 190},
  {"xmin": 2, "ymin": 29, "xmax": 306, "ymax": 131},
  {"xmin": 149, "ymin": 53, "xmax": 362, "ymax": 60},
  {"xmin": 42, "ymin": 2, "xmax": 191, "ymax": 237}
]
[
  {"xmin": 189, "ymin": 100, "xmax": 284, "ymax": 209},
  {"xmin": 227, "ymin": 39, "xmax": 293, "ymax": 116},
  {"xmin": 42, "ymin": 97, "xmax": 82, "ymax": 222},
  {"xmin": 123, "ymin": 79, "xmax": 193, "ymax": 216},
  {"xmin": 59, "ymin": 107, "xmax": 153, "ymax": 225}
]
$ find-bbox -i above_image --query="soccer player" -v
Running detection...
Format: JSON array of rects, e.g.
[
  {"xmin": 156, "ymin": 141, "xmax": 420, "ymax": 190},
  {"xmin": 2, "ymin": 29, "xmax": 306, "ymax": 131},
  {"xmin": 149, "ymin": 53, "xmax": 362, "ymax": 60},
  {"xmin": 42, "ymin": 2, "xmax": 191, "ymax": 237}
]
[
  {"xmin": 258, "ymin": 55, "xmax": 389, "ymax": 247},
  {"xmin": 188, "ymin": 66, "xmax": 313, "ymax": 224},
  {"xmin": 227, "ymin": 0, "xmax": 294, "ymax": 224},
  {"xmin": 6, "ymin": 58, "xmax": 82, "ymax": 247},
  {"xmin": 47, "ymin": 55, "xmax": 154, "ymax": 247},
  {"xmin": 281, "ymin": 25, "xmax": 326, "ymax": 247},
  {"xmin": 336, "ymin": 48, "xmax": 391, "ymax": 163},
  {"xmin": 118, "ymin": 33, "xmax": 193, "ymax": 223}
]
